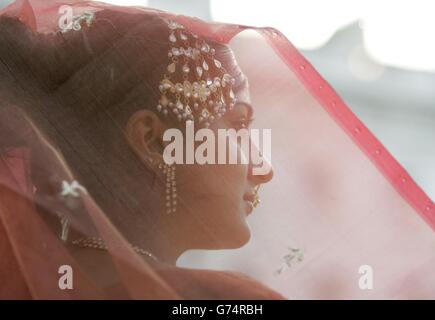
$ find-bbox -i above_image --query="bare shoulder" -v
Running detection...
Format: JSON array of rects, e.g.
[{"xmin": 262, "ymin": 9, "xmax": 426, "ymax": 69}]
[
  {"xmin": 157, "ymin": 266, "xmax": 287, "ymax": 300},
  {"xmin": 215, "ymin": 270, "xmax": 287, "ymax": 300}
]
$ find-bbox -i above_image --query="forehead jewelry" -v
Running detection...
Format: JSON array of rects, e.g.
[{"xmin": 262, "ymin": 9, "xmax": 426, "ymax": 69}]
[{"xmin": 156, "ymin": 20, "xmax": 237, "ymax": 128}]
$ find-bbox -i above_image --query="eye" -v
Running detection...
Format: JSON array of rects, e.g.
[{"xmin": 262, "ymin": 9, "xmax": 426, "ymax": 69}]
[{"xmin": 231, "ymin": 117, "xmax": 254, "ymax": 130}]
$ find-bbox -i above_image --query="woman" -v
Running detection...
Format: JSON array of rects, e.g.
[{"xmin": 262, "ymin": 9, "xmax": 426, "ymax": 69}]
[
  {"xmin": 0, "ymin": 2, "xmax": 282, "ymax": 299},
  {"xmin": 1, "ymin": 0, "xmax": 434, "ymax": 300}
]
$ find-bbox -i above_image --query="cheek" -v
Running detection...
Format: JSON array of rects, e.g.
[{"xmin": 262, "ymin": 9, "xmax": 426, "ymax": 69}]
[
  {"xmin": 178, "ymin": 164, "xmax": 251, "ymax": 247},
  {"xmin": 179, "ymin": 163, "xmax": 247, "ymax": 200},
  {"xmin": 177, "ymin": 164, "xmax": 248, "ymax": 227}
]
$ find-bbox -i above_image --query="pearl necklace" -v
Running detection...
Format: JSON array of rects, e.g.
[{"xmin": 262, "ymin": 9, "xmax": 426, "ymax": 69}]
[{"xmin": 71, "ymin": 237, "xmax": 159, "ymax": 261}]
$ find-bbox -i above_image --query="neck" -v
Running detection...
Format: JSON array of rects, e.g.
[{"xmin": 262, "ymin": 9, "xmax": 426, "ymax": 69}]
[{"xmin": 124, "ymin": 211, "xmax": 192, "ymax": 265}]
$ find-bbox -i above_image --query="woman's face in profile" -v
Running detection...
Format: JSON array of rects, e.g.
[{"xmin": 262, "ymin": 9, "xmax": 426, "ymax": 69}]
[
  {"xmin": 175, "ymin": 99, "xmax": 274, "ymax": 249},
  {"xmin": 124, "ymin": 44, "xmax": 273, "ymax": 251}
]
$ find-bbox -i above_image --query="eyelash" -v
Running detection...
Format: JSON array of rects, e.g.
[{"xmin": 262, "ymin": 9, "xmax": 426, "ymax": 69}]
[{"xmin": 232, "ymin": 117, "xmax": 254, "ymax": 130}]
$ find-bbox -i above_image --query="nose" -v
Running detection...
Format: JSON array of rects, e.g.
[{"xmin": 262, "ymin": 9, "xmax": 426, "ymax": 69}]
[{"xmin": 248, "ymin": 151, "xmax": 274, "ymax": 184}]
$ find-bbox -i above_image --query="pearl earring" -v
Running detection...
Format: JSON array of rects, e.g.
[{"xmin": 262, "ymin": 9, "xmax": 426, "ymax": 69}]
[{"xmin": 159, "ymin": 163, "xmax": 177, "ymax": 214}]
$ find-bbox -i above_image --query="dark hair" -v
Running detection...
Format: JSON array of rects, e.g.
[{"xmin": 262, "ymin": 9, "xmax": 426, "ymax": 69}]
[{"xmin": 0, "ymin": 9, "xmax": 243, "ymax": 235}]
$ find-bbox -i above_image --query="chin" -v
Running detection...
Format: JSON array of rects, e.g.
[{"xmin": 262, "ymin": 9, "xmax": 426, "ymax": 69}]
[{"xmin": 218, "ymin": 222, "xmax": 251, "ymax": 249}]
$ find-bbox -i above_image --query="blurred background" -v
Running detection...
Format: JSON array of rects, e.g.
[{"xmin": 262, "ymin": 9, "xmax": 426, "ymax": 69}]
[{"xmin": 1, "ymin": 0, "xmax": 433, "ymax": 200}]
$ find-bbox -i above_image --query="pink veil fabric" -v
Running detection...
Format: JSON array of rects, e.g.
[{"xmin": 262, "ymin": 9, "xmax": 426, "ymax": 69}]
[{"xmin": 0, "ymin": 0, "xmax": 433, "ymax": 299}]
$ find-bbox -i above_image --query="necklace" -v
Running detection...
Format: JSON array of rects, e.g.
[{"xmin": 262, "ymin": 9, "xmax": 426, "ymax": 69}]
[{"xmin": 71, "ymin": 237, "xmax": 159, "ymax": 261}]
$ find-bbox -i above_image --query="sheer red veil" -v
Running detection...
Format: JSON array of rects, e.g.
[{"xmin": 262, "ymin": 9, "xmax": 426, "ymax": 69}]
[{"xmin": 0, "ymin": 0, "xmax": 434, "ymax": 299}]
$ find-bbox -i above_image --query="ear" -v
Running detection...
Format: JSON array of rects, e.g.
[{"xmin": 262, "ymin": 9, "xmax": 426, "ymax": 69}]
[{"xmin": 125, "ymin": 110, "xmax": 165, "ymax": 164}]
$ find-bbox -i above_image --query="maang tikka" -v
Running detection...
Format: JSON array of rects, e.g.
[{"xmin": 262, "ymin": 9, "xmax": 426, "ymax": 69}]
[
  {"xmin": 156, "ymin": 20, "xmax": 237, "ymax": 128},
  {"xmin": 152, "ymin": 20, "xmax": 237, "ymax": 214}
]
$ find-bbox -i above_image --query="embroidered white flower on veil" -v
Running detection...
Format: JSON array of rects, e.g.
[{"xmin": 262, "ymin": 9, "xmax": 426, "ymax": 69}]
[
  {"xmin": 274, "ymin": 247, "xmax": 304, "ymax": 275},
  {"xmin": 60, "ymin": 180, "xmax": 87, "ymax": 198},
  {"xmin": 61, "ymin": 10, "xmax": 95, "ymax": 33}
]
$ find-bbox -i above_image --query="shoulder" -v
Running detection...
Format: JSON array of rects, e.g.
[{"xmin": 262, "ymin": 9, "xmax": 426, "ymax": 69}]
[
  {"xmin": 214, "ymin": 270, "xmax": 287, "ymax": 300},
  {"xmin": 157, "ymin": 266, "xmax": 287, "ymax": 300}
]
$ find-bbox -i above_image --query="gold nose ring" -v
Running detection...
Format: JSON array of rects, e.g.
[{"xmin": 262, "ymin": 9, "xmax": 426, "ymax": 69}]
[{"xmin": 253, "ymin": 185, "xmax": 261, "ymax": 208}]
